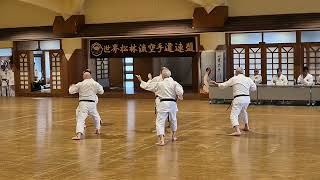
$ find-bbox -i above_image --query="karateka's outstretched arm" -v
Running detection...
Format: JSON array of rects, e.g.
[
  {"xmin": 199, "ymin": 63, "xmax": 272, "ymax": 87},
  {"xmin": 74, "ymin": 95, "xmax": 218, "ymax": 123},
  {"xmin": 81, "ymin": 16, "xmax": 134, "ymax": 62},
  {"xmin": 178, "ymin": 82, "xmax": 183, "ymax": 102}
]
[
  {"xmin": 69, "ymin": 83, "xmax": 80, "ymax": 94},
  {"xmin": 136, "ymin": 75, "xmax": 158, "ymax": 93}
]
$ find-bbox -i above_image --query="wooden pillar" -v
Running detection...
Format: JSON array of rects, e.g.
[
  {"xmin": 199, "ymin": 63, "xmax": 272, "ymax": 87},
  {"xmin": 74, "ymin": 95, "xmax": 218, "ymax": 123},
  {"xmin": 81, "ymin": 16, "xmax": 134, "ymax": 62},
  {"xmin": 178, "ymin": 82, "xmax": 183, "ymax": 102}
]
[
  {"xmin": 225, "ymin": 33, "xmax": 233, "ymax": 79},
  {"xmin": 260, "ymin": 42, "xmax": 267, "ymax": 84},
  {"xmin": 295, "ymin": 31, "xmax": 302, "ymax": 80},
  {"xmin": 192, "ymin": 53, "xmax": 200, "ymax": 93}
]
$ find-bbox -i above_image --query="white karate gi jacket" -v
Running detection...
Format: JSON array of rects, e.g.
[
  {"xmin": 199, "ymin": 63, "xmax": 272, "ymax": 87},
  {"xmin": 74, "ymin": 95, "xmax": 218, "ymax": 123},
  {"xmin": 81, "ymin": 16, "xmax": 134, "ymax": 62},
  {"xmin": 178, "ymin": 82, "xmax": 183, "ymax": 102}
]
[
  {"xmin": 218, "ymin": 74, "xmax": 257, "ymax": 104},
  {"xmin": 297, "ymin": 73, "xmax": 314, "ymax": 86},
  {"xmin": 140, "ymin": 77, "xmax": 184, "ymax": 112}
]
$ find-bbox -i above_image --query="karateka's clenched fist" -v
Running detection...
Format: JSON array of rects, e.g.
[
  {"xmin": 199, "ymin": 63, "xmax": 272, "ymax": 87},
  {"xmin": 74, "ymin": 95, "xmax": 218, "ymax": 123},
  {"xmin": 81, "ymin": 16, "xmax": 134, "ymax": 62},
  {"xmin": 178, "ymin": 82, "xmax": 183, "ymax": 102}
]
[
  {"xmin": 148, "ymin": 73, "xmax": 153, "ymax": 80},
  {"xmin": 135, "ymin": 75, "xmax": 142, "ymax": 82}
]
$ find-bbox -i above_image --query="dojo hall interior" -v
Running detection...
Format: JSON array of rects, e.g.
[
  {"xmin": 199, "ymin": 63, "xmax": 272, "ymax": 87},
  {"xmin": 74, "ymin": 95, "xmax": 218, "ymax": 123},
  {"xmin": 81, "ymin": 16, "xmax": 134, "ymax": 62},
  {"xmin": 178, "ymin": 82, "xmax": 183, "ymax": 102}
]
[{"xmin": 1, "ymin": 0, "xmax": 320, "ymax": 179}]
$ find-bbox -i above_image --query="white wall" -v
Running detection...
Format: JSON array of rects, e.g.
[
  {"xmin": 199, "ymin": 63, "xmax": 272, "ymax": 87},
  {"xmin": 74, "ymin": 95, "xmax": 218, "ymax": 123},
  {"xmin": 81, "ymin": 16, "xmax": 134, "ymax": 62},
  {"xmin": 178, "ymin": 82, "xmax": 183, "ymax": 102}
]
[{"xmin": 228, "ymin": 0, "xmax": 320, "ymax": 17}]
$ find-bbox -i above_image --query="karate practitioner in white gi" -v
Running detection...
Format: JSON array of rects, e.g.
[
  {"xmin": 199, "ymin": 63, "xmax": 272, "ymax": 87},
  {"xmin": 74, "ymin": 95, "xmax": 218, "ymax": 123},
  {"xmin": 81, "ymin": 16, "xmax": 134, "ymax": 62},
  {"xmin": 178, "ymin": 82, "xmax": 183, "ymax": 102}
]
[
  {"xmin": 202, "ymin": 67, "xmax": 212, "ymax": 93},
  {"xmin": 69, "ymin": 70, "xmax": 104, "ymax": 140},
  {"xmin": 272, "ymin": 68, "xmax": 288, "ymax": 86},
  {"xmin": 297, "ymin": 66, "xmax": 314, "ymax": 86},
  {"xmin": 147, "ymin": 67, "xmax": 172, "ymax": 130},
  {"xmin": 211, "ymin": 67, "xmax": 257, "ymax": 136},
  {"xmin": 136, "ymin": 68, "xmax": 184, "ymax": 146},
  {"xmin": 251, "ymin": 68, "xmax": 262, "ymax": 85}
]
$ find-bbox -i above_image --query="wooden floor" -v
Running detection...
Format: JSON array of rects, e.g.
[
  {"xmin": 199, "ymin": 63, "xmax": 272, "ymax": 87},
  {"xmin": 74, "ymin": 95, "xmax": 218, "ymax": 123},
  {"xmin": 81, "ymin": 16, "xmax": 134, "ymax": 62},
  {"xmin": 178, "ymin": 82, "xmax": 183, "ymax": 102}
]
[{"xmin": 0, "ymin": 97, "xmax": 320, "ymax": 179}]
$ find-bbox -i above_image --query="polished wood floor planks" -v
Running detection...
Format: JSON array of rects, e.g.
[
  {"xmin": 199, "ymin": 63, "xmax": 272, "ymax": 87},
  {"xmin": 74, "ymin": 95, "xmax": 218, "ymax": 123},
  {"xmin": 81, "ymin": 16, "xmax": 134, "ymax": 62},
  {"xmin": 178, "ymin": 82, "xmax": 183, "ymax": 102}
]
[{"xmin": 0, "ymin": 97, "xmax": 319, "ymax": 179}]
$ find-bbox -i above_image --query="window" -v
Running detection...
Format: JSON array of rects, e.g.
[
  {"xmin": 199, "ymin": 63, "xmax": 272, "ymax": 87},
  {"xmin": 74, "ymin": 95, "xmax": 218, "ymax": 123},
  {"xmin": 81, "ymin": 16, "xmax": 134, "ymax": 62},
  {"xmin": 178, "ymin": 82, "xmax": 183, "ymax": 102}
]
[
  {"xmin": 124, "ymin": 57, "xmax": 134, "ymax": 94},
  {"xmin": 266, "ymin": 47, "xmax": 279, "ymax": 84},
  {"xmin": 280, "ymin": 47, "xmax": 295, "ymax": 85},
  {"xmin": 266, "ymin": 46, "xmax": 294, "ymax": 85},
  {"xmin": 232, "ymin": 48, "xmax": 245, "ymax": 72},
  {"xmin": 96, "ymin": 58, "xmax": 108, "ymax": 80},
  {"xmin": 264, "ymin": 32, "xmax": 296, "ymax": 44},
  {"xmin": 51, "ymin": 52, "xmax": 62, "ymax": 90},
  {"xmin": 18, "ymin": 53, "xmax": 29, "ymax": 90},
  {"xmin": 17, "ymin": 40, "xmax": 61, "ymax": 51},
  {"xmin": 17, "ymin": 41, "xmax": 39, "ymax": 51},
  {"xmin": 301, "ymin": 31, "xmax": 320, "ymax": 43},
  {"xmin": 248, "ymin": 48, "xmax": 262, "ymax": 77},
  {"xmin": 0, "ymin": 48, "xmax": 12, "ymax": 57},
  {"xmin": 231, "ymin": 33, "xmax": 262, "ymax": 45},
  {"xmin": 40, "ymin": 40, "xmax": 61, "ymax": 50},
  {"xmin": 304, "ymin": 45, "xmax": 320, "ymax": 81}
]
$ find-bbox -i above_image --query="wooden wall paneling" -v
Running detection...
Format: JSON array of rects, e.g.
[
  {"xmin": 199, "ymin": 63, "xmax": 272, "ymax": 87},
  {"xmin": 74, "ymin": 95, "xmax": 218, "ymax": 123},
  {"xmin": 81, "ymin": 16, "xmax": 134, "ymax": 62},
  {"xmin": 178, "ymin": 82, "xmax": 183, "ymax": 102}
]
[
  {"xmin": 53, "ymin": 15, "xmax": 85, "ymax": 37},
  {"xmin": 192, "ymin": 53, "xmax": 200, "ymax": 93},
  {"xmin": 109, "ymin": 58, "xmax": 123, "ymax": 90},
  {"xmin": 67, "ymin": 49, "xmax": 86, "ymax": 86},
  {"xmin": 133, "ymin": 57, "xmax": 153, "ymax": 91},
  {"xmin": 192, "ymin": 6, "xmax": 228, "ymax": 29},
  {"xmin": 82, "ymin": 39, "xmax": 88, "ymax": 69},
  {"xmin": 29, "ymin": 51, "xmax": 35, "ymax": 89}
]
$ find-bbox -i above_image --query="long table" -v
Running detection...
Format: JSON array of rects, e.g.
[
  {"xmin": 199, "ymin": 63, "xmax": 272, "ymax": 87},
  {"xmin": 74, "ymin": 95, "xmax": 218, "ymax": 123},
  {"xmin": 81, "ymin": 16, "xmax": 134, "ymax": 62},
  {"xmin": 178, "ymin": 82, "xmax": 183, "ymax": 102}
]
[{"xmin": 209, "ymin": 85, "xmax": 320, "ymax": 103}]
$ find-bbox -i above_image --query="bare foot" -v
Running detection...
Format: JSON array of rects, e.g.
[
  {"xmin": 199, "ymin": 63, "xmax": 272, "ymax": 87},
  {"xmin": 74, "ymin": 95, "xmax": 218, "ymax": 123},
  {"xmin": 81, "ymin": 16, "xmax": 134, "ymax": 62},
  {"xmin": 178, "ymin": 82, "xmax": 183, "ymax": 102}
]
[
  {"xmin": 228, "ymin": 132, "xmax": 241, "ymax": 136},
  {"xmin": 172, "ymin": 136, "xmax": 177, "ymax": 141},
  {"xmin": 156, "ymin": 141, "xmax": 165, "ymax": 146},
  {"xmin": 242, "ymin": 128, "xmax": 250, "ymax": 131},
  {"xmin": 72, "ymin": 135, "xmax": 82, "ymax": 140},
  {"xmin": 95, "ymin": 129, "xmax": 101, "ymax": 135}
]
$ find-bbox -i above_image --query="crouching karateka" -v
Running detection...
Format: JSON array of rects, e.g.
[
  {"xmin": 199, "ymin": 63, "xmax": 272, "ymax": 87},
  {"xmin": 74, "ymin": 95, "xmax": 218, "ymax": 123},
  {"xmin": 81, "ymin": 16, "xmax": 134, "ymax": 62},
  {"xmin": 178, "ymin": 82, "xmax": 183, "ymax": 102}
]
[
  {"xmin": 136, "ymin": 68, "xmax": 184, "ymax": 146},
  {"xmin": 211, "ymin": 67, "xmax": 257, "ymax": 136},
  {"xmin": 69, "ymin": 70, "xmax": 104, "ymax": 140}
]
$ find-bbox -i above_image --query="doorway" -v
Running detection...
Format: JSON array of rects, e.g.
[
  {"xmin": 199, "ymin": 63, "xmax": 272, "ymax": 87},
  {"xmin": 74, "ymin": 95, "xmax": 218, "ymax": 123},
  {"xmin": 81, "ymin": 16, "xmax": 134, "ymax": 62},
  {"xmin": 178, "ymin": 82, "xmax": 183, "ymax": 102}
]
[{"xmin": 31, "ymin": 51, "xmax": 51, "ymax": 92}]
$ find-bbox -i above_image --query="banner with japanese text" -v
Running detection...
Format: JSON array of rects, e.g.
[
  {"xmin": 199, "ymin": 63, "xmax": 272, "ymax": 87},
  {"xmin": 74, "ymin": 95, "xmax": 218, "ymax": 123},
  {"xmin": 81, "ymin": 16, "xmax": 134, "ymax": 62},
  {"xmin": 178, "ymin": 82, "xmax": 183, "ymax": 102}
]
[{"xmin": 90, "ymin": 36, "xmax": 197, "ymax": 58}]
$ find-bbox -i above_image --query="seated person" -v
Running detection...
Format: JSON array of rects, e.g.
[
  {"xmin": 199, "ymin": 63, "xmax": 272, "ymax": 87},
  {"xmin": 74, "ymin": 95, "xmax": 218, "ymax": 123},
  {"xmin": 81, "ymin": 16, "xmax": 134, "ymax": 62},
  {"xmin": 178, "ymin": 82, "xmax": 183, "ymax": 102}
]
[
  {"xmin": 251, "ymin": 68, "xmax": 262, "ymax": 84},
  {"xmin": 297, "ymin": 66, "xmax": 314, "ymax": 86},
  {"xmin": 272, "ymin": 68, "xmax": 288, "ymax": 85}
]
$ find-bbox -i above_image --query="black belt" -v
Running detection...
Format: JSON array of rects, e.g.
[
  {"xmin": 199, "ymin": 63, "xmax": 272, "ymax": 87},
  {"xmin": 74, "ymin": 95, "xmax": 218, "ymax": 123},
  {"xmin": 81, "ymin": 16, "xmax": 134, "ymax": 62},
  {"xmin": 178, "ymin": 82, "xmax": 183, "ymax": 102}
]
[
  {"xmin": 160, "ymin": 98, "xmax": 176, "ymax": 102},
  {"xmin": 79, "ymin": 100, "xmax": 95, "ymax": 102},
  {"xmin": 233, "ymin": 94, "xmax": 249, "ymax": 98}
]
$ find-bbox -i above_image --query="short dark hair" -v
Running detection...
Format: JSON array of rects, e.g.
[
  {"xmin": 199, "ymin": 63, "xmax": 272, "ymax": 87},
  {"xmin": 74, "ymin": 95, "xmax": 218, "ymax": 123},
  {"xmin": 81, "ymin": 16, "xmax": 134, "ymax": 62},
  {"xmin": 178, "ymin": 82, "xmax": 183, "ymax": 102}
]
[
  {"xmin": 206, "ymin": 67, "xmax": 211, "ymax": 72},
  {"xmin": 303, "ymin": 66, "xmax": 309, "ymax": 71},
  {"xmin": 83, "ymin": 69, "xmax": 91, "ymax": 74},
  {"xmin": 277, "ymin": 68, "xmax": 282, "ymax": 73}
]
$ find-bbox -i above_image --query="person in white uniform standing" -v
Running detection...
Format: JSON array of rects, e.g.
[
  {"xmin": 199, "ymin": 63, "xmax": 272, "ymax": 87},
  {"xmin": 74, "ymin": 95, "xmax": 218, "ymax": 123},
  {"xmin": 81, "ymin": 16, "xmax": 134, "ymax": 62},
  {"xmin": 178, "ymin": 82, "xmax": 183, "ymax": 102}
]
[
  {"xmin": 0, "ymin": 65, "xmax": 8, "ymax": 96},
  {"xmin": 272, "ymin": 68, "xmax": 288, "ymax": 85},
  {"xmin": 69, "ymin": 70, "xmax": 104, "ymax": 140},
  {"xmin": 202, "ymin": 67, "xmax": 212, "ymax": 93},
  {"xmin": 136, "ymin": 68, "xmax": 184, "ymax": 146},
  {"xmin": 211, "ymin": 67, "xmax": 257, "ymax": 136},
  {"xmin": 147, "ymin": 67, "xmax": 168, "ymax": 113},
  {"xmin": 251, "ymin": 68, "xmax": 262, "ymax": 85},
  {"xmin": 297, "ymin": 66, "xmax": 314, "ymax": 86}
]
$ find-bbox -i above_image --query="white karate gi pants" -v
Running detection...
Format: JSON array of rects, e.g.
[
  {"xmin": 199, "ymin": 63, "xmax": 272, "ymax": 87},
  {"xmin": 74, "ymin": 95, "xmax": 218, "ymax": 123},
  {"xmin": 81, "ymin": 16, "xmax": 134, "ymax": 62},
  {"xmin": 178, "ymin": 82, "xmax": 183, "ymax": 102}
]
[
  {"xmin": 75, "ymin": 102, "xmax": 101, "ymax": 134},
  {"xmin": 1, "ymin": 86, "xmax": 8, "ymax": 96},
  {"xmin": 156, "ymin": 111, "xmax": 177, "ymax": 136},
  {"xmin": 230, "ymin": 102, "xmax": 249, "ymax": 127}
]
